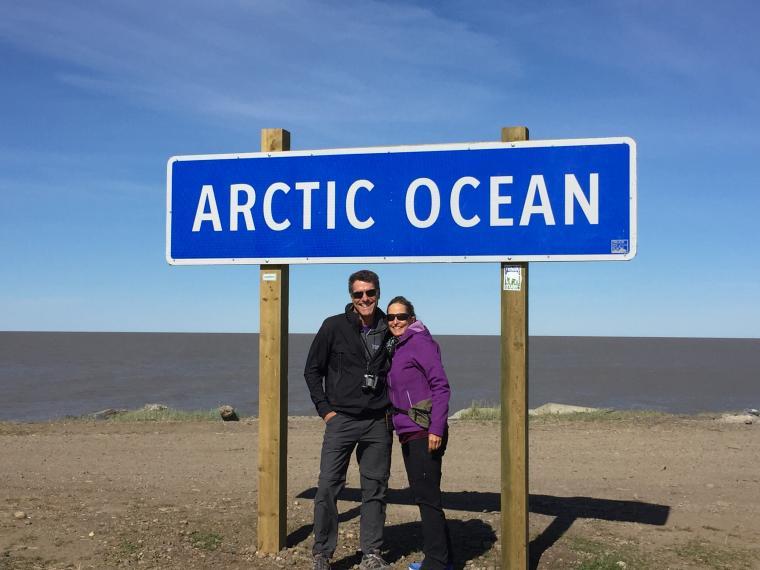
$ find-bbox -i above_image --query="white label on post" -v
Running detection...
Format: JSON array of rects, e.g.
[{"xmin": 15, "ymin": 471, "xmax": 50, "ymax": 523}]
[
  {"xmin": 503, "ymin": 266, "xmax": 522, "ymax": 291},
  {"xmin": 262, "ymin": 273, "xmax": 277, "ymax": 282}
]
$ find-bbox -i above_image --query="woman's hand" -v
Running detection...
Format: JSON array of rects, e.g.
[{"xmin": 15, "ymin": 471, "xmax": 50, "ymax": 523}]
[{"xmin": 428, "ymin": 433, "xmax": 442, "ymax": 453}]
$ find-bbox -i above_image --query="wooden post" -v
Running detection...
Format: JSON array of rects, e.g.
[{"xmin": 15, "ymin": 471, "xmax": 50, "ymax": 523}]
[
  {"xmin": 500, "ymin": 125, "xmax": 530, "ymax": 570},
  {"xmin": 257, "ymin": 128, "xmax": 291, "ymax": 553}
]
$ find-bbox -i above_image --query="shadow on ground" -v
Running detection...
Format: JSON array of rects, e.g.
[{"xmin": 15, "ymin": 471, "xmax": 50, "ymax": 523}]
[
  {"xmin": 527, "ymin": 494, "xmax": 669, "ymax": 569},
  {"xmin": 292, "ymin": 487, "xmax": 670, "ymax": 569},
  {"xmin": 288, "ymin": 504, "xmax": 494, "ymax": 570}
]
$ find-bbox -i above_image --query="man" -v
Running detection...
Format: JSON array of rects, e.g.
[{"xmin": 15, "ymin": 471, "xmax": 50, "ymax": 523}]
[{"xmin": 304, "ymin": 269, "xmax": 392, "ymax": 570}]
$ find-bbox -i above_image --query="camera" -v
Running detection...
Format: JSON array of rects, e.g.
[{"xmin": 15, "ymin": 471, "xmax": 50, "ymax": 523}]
[{"xmin": 361, "ymin": 373, "xmax": 379, "ymax": 392}]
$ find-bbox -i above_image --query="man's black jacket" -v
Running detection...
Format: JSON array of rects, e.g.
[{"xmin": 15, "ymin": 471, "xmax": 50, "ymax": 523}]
[{"xmin": 304, "ymin": 304, "xmax": 390, "ymax": 418}]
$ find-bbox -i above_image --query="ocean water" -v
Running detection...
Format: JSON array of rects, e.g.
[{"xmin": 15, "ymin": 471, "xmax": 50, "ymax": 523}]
[{"xmin": 1, "ymin": 332, "xmax": 758, "ymax": 421}]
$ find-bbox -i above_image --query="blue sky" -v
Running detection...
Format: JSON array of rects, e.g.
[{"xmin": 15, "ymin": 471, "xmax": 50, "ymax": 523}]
[{"xmin": 1, "ymin": 0, "xmax": 758, "ymax": 337}]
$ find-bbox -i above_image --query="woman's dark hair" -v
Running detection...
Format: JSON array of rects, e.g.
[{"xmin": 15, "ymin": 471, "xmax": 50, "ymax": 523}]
[{"xmin": 387, "ymin": 295, "xmax": 415, "ymax": 317}]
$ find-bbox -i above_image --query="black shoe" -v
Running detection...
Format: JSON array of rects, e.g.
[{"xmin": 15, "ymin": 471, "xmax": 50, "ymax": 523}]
[{"xmin": 359, "ymin": 552, "xmax": 391, "ymax": 569}]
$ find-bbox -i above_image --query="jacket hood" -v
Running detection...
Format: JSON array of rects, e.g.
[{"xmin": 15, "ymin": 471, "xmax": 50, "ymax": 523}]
[{"xmin": 397, "ymin": 320, "xmax": 428, "ymax": 344}]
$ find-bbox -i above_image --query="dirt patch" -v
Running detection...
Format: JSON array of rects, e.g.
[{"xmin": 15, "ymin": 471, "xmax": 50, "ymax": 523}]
[{"xmin": 1, "ymin": 415, "xmax": 758, "ymax": 569}]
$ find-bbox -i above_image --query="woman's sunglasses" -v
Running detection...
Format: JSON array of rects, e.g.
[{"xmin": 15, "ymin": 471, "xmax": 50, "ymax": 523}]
[
  {"xmin": 387, "ymin": 313, "xmax": 410, "ymax": 322},
  {"xmin": 351, "ymin": 288, "xmax": 377, "ymax": 299}
]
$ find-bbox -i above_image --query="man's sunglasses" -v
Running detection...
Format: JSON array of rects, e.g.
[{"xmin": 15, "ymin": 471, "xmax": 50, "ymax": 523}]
[
  {"xmin": 351, "ymin": 288, "xmax": 377, "ymax": 299},
  {"xmin": 387, "ymin": 313, "xmax": 410, "ymax": 322}
]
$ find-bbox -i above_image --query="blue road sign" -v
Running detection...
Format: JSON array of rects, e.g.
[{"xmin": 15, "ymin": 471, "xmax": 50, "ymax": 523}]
[{"xmin": 166, "ymin": 138, "xmax": 636, "ymax": 264}]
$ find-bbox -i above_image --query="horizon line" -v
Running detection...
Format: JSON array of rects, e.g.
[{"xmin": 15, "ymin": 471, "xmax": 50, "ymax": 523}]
[{"xmin": 1, "ymin": 330, "xmax": 758, "ymax": 341}]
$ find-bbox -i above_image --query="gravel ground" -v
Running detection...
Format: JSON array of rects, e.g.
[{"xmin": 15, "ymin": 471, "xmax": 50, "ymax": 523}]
[{"xmin": 1, "ymin": 414, "xmax": 759, "ymax": 569}]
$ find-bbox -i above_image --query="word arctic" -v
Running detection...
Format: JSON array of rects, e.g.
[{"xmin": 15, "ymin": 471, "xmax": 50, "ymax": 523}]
[{"xmin": 167, "ymin": 138, "xmax": 636, "ymax": 264}]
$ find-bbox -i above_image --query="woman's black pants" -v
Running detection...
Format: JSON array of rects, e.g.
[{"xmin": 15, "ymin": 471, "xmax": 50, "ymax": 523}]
[{"xmin": 401, "ymin": 435, "xmax": 453, "ymax": 569}]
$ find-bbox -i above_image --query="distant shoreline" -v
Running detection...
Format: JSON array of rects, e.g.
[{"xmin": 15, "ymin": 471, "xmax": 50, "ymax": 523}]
[
  {"xmin": 2, "ymin": 330, "xmax": 759, "ymax": 340},
  {"xmin": 2, "ymin": 404, "xmax": 756, "ymax": 426}
]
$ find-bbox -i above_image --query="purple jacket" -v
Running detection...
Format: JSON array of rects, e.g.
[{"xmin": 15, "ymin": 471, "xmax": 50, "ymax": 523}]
[{"xmin": 387, "ymin": 321, "xmax": 451, "ymax": 437}]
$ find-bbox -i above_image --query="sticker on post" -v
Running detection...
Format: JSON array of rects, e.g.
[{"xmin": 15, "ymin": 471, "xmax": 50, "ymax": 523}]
[
  {"xmin": 503, "ymin": 266, "xmax": 522, "ymax": 291},
  {"xmin": 262, "ymin": 273, "xmax": 277, "ymax": 282}
]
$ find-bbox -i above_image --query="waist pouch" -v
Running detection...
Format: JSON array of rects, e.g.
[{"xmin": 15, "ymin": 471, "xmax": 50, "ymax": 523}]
[{"xmin": 393, "ymin": 398, "xmax": 432, "ymax": 429}]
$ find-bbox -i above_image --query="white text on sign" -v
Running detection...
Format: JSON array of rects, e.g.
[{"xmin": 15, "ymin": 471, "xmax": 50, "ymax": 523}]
[{"xmin": 191, "ymin": 174, "xmax": 599, "ymax": 232}]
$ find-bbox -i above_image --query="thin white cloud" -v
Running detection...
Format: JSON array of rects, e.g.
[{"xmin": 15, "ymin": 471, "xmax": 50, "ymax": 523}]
[
  {"xmin": 0, "ymin": 1, "xmax": 517, "ymax": 126},
  {"xmin": 4, "ymin": 0, "xmax": 756, "ymax": 149}
]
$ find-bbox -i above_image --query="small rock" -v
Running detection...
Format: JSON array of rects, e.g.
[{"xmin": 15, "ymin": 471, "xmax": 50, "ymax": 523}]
[
  {"xmin": 89, "ymin": 531, "xmax": 95, "ymax": 537},
  {"xmin": 219, "ymin": 405, "xmax": 239, "ymax": 421},
  {"xmin": 91, "ymin": 408, "xmax": 128, "ymax": 420},
  {"xmin": 13, "ymin": 511, "xmax": 26, "ymax": 520},
  {"xmin": 143, "ymin": 403, "xmax": 168, "ymax": 411}
]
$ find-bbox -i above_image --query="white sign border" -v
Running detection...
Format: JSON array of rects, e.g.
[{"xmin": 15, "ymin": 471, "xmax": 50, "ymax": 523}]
[{"xmin": 166, "ymin": 137, "xmax": 637, "ymax": 265}]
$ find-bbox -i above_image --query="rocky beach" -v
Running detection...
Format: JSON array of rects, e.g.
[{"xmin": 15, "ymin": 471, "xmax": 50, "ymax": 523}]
[{"xmin": 2, "ymin": 412, "xmax": 759, "ymax": 569}]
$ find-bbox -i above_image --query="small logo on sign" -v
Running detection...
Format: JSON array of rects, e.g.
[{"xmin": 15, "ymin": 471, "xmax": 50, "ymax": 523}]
[
  {"xmin": 611, "ymin": 240, "xmax": 629, "ymax": 254},
  {"xmin": 503, "ymin": 267, "xmax": 522, "ymax": 291}
]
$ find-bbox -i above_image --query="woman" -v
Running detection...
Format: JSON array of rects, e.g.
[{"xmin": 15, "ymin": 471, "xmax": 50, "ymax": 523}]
[{"xmin": 386, "ymin": 296, "xmax": 453, "ymax": 570}]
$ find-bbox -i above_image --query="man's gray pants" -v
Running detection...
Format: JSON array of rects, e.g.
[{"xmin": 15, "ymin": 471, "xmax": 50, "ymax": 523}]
[{"xmin": 313, "ymin": 413, "xmax": 391, "ymax": 558}]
